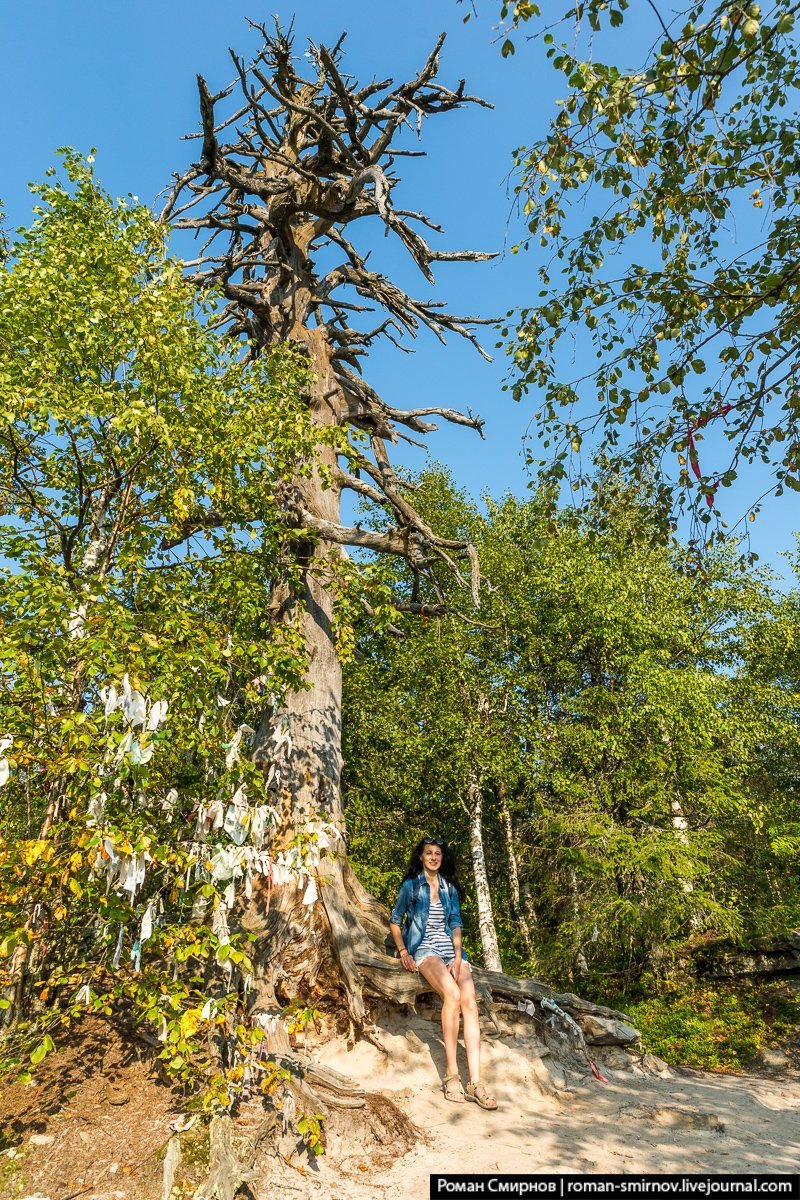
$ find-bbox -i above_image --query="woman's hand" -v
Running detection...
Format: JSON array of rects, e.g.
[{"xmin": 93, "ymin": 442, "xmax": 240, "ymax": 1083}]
[
  {"xmin": 399, "ymin": 948, "xmax": 416, "ymax": 972},
  {"xmin": 449, "ymin": 953, "xmax": 462, "ymax": 983}
]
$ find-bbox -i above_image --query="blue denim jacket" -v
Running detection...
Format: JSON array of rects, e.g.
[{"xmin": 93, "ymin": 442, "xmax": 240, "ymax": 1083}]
[{"xmin": 389, "ymin": 872, "xmax": 465, "ymax": 958}]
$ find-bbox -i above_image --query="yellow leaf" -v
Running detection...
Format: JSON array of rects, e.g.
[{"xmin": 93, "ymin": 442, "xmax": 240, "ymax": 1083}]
[
  {"xmin": 22, "ymin": 840, "xmax": 50, "ymax": 866},
  {"xmin": 180, "ymin": 1009, "xmax": 201, "ymax": 1039},
  {"xmin": 172, "ymin": 487, "xmax": 195, "ymax": 522}
]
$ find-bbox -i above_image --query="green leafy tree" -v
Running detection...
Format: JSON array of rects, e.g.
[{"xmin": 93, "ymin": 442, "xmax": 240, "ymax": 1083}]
[
  {"xmin": 500, "ymin": 1, "xmax": 800, "ymax": 533},
  {"xmin": 723, "ymin": 542, "xmax": 800, "ymax": 935},
  {"xmin": 343, "ymin": 473, "xmax": 516, "ymax": 972},
  {"xmin": 0, "ymin": 153, "xmax": 339, "ymax": 1110},
  {"xmin": 345, "ymin": 468, "xmax": 800, "ymax": 983}
]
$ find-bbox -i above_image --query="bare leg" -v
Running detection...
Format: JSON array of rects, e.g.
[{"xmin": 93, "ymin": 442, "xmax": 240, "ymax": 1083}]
[
  {"xmin": 457, "ymin": 963, "xmax": 481, "ymax": 1084},
  {"xmin": 457, "ymin": 963, "xmax": 498, "ymax": 1108},
  {"xmin": 418, "ymin": 955, "xmax": 462, "ymax": 1079}
]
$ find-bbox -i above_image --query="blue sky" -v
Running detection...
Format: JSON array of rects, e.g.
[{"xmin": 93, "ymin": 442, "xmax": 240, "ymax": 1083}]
[{"xmin": 2, "ymin": 1, "xmax": 796, "ymax": 579}]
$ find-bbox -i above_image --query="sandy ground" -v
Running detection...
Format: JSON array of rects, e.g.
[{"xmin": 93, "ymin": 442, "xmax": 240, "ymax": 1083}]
[
  {"xmin": 286, "ymin": 1011, "xmax": 800, "ymax": 1199},
  {"xmin": 2, "ymin": 1012, "xmax": 798, "ymax": 1200}
]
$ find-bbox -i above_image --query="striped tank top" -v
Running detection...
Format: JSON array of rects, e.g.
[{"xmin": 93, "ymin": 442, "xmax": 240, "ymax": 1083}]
[{"xmin": 415, "ymin": 898, "xmax": 454, "ymax": 962}]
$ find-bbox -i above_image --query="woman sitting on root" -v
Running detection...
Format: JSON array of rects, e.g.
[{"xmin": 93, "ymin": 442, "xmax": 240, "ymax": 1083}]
[{"xmin": 388, "ymin": 836, "xmax": 498, "ymax": 1110}]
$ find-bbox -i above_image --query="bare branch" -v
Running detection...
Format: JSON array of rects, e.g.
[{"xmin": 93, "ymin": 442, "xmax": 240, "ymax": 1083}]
[
  {"xmin": 333, "ymin": 467, "xmax": 390, "ymax": 508},
  {"xmin": 160, "ymin": 508, "xmax": 225, "ymax": 552},
  {"xmin": 165, "ymin": 25, "xmax": 491, "ymax": 607},
  {"xmin": 295, "ymin": 511, "xmax": 408, "ymax": 556}
]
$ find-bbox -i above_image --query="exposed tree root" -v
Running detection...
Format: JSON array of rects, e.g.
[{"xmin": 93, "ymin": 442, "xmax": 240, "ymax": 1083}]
[
  {"xmin": 192, "ymin": 1115, "xmax": 259, "ymax": 1200},
  {"xmin": 162, "ymin": 1135, "xmax": 182, "ymax": 1200},
  {"xmin": 243, "ymin": 857, "xmax": 637, "ymax": 1055},
  {"xmin": 323, "ymin": 1090, "xmax": 421, "ymax": 1169},
  {"xmin": 275, "ymin": 1052, "xmax": 366, "ymax": 1110},
  {"xmin": 353, "ymin": 946, "xmax": 632, "ymax": 1022},
  {"xmin": 190, "ymin": 1074, "xmax": 416, "ymax": 1200}
]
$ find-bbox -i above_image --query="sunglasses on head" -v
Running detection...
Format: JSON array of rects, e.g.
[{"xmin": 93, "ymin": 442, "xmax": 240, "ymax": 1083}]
[{"xmin": 422, "ymin": 837, "xmax": 444, "ymax": 847}]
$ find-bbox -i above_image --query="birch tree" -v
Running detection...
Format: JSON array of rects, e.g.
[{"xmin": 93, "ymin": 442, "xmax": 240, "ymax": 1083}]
[
  {"xmin": 499, "ymin": 0, "xmax": 800, "ymax": 535},
  {"xmin": 344, "ymin": 469, "xmax": 798, "ymax": 980}
]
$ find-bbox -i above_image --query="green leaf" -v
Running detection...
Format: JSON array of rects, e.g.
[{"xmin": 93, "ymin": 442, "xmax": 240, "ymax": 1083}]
[{"xmin": 30, "ymin": 1035, "xmax": 55, "ymax": 1065}]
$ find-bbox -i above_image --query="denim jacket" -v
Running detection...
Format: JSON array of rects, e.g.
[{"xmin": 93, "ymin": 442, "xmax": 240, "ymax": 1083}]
[{"xmin": 389, "ymin": 871, "xmax": 465, "ymax": 958}]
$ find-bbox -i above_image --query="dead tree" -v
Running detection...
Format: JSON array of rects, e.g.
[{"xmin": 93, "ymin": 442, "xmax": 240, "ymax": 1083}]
[{"xmin": 162, "ymin": 23, "xmax": 629, "ymax": 1051}]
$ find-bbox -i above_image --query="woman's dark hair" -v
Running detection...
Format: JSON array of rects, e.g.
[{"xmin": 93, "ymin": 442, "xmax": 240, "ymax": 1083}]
[{"xmin": 402, "ymin": 837, "xmax": 465, "ymax": 901}]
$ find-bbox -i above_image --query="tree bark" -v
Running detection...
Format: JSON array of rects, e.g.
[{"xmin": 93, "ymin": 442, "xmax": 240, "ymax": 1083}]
[
  {"xmin": 467, "ymin": 776, "xmax": 503, "ymax": 972},
  {"xmin": 497, "ymin": 782, "xmax": 537, "ymax": 965},
  {"xmin": 254, "ymin": 327, "xmax": 346, "ymax": 833},
  {"xmin": 569, "ymin": 868, "xmax": 589, "ymax": 976}
]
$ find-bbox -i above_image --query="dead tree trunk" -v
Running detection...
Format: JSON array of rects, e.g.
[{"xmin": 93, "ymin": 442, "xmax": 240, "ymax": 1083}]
[
  {"xmin": 162, "ymin": 23, "xmax": 632, "ymax": 1050},
  {"xmin": 162, "ymin": 25, "xmax": 496, "ymax": 1024}
]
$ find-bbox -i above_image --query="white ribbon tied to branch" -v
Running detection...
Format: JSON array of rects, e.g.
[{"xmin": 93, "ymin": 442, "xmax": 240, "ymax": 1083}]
[
  {"xmin": 224, "ymin": 724, "xmax": 255, "ymax": 771},
  {"xmin": 101, "ymin": 677, "xmax": 168, "ymax": 735},
  {"xmin": 0, "ymin": 735, "xmax": 12, "ymax": 788}
]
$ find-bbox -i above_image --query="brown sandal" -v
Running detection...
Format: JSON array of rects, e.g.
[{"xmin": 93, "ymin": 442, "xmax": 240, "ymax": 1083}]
[
  {"xmin": 465, "ymin": 1080, "xmax": 498, "ymax": 1110},
  {"xmin": 443, "ymin": 1073, "xmax": 465, "ymax": 1103}
]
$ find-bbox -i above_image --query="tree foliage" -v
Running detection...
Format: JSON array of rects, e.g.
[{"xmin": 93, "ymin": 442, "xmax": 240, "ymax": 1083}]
[
  {"xmin": 0, "ymin": 155, "xmax": 340, "ymax": 1111},
  {"xmin": 501, "ymin": 1, "xmax": 800, "ymax": 535},
  {"xmin": 344, "ymin": 469, "xmax": 800, "ymax": 982}
]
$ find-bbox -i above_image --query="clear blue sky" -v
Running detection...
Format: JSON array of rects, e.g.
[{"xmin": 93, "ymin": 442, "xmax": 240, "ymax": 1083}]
[{"xmin": 2, "ymin": 1, "xmax": 796, "ymax": 579}]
